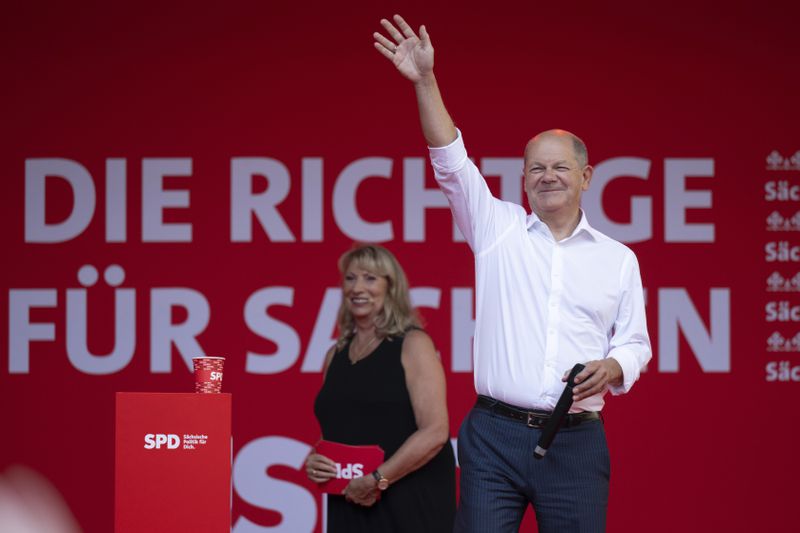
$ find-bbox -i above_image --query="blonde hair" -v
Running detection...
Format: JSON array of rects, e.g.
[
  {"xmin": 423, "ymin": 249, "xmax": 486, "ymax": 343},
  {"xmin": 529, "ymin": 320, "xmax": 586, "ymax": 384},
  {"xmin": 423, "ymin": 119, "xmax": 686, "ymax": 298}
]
[{"xmin": 335, "ymin": 244, "xmax": 420, "ymax": 350}]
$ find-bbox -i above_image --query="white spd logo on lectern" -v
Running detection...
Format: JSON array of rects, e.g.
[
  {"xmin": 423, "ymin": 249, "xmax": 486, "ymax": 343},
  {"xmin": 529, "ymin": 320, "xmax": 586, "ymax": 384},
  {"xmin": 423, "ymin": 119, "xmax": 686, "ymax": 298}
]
[{"xmin": 143, "ymin": 433, "xmax": 181, "ymax": 449}]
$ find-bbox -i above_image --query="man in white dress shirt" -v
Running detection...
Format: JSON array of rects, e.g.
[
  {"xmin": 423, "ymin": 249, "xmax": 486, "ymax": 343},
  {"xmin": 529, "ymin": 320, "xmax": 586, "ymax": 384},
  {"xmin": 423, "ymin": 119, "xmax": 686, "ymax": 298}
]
[{"xmin": 374, "ymin": 15, "xmax": 652, "ymax": 533}]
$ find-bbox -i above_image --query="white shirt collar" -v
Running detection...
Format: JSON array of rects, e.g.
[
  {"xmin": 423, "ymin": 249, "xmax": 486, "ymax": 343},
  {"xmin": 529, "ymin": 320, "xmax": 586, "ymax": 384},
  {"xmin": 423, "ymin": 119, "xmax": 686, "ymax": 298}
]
[{"xmin": 526, "ymin": 208, "xmax": 599, "ymax": 243}]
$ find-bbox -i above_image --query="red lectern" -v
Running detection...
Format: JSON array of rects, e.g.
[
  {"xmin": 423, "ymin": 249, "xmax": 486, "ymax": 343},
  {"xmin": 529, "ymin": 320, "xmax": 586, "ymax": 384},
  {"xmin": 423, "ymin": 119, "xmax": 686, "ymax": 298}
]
[{"xmin": 115, "ymin": 392, "xmax": 232, "ymax": 532}]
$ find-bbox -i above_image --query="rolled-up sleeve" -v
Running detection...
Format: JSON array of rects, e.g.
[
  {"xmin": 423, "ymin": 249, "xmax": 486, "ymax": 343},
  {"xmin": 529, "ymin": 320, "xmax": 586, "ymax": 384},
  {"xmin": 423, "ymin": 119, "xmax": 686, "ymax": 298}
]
[
  {"xmin": 428, "ymin": 129, "xmax": 470, "ymax": 173},
  {"xmin": 607, "ymin": 251, "xmax": 652, "ymax": 395}
]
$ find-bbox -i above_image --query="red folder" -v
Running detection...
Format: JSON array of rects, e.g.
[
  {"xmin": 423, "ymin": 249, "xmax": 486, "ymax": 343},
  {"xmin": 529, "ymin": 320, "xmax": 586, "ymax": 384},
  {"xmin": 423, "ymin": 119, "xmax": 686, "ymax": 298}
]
[{"xmin": 315, "ymin": 440, "xmax": 385, "ymax": 494}]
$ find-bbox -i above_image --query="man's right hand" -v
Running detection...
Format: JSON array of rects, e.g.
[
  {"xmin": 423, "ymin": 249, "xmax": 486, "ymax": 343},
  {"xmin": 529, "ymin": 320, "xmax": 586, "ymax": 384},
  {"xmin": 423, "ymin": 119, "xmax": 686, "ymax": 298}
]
[
  {"xmin": 373, "ymin": 15, "xmax": 433, "ymax": 83},
  {"xmin": 373, "ymin": 14, "xmax": 456, "ymax": 148}
]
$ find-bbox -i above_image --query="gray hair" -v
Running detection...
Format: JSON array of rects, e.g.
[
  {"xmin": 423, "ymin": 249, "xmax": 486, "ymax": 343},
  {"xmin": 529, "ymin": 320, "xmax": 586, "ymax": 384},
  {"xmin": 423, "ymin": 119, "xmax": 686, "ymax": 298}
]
[{"xmin": 570, "ymin": 133, "xmax": 589, "ymax": 167}]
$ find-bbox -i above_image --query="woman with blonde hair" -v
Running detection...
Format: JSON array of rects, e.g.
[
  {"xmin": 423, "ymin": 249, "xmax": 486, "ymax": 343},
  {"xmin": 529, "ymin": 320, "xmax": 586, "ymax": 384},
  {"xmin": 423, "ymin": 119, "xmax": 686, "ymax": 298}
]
[{"xmin": 306, "ymin": 244, "xmax": 456, "ymax": 532}]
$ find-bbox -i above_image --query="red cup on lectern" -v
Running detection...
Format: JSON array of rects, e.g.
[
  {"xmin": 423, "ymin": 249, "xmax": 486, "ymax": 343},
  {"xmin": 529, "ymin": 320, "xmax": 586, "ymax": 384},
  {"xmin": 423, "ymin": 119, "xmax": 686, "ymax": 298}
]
[{"xmin": 193, "ymin": 356, "xmax": 225, "ymax": 393}]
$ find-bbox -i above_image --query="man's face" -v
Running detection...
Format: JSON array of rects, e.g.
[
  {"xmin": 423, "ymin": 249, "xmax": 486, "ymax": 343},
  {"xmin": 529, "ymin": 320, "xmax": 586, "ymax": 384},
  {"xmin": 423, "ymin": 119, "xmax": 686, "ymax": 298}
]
[{"xmin": 523, "ymin": 134, "xmax": 593, "ymax": 218}]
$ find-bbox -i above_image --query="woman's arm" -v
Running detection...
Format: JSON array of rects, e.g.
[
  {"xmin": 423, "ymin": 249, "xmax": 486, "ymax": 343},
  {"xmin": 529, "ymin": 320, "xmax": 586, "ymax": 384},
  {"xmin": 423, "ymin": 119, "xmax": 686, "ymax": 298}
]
[
  {"xmin": 343, "ymin": 329, "xmax": 450, "ymax": 505},
  {"xmin": 305, "ymin": 345, "xmax": 339, "ymax": 484}
]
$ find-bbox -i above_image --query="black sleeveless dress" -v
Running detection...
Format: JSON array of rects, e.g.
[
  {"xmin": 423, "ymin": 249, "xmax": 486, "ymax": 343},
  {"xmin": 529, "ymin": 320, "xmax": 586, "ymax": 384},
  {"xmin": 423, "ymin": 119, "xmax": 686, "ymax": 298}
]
[{"xmin": 314, "ymin": 334, "xmax": 456, "ymax": 532}]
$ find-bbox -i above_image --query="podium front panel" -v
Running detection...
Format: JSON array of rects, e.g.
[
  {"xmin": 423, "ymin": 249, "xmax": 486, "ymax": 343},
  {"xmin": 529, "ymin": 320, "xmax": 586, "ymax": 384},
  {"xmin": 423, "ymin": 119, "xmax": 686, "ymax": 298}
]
[{"xmin": 115, "ymin": 392, "xmax": 231, "ymax": 532}]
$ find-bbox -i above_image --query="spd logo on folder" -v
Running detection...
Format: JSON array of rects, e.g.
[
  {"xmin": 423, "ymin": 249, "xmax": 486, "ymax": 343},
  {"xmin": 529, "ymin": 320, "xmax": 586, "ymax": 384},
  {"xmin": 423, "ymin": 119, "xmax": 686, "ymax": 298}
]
[{"xmin": 315, "ymin": 440, "xmax": 385, "ymax": 494}]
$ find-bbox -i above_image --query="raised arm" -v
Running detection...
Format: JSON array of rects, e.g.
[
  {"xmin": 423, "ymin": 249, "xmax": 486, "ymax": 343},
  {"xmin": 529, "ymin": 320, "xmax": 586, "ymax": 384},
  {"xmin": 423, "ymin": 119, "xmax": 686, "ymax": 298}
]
[
  {"xmin": 374, "ymin": 15, "xmax": 521, "ymax": 254},
  {"xmin": 374, "ymin": 15, "xmax": 457, "ymax": 147}
]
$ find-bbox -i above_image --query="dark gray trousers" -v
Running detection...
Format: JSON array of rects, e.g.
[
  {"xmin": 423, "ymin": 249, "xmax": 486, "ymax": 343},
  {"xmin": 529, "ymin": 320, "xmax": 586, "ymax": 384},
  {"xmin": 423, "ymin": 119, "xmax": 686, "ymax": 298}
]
[{"xmin": 454, "ymin": 401, "xmax": 610, "ymax": 533}]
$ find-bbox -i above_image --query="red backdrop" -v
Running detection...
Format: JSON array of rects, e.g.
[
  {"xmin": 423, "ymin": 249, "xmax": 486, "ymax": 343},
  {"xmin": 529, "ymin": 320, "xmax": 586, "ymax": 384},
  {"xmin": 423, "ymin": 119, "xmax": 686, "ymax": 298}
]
[{"xmin": 3, "ymin": 1, "xmax": 799, "ymax": 531}]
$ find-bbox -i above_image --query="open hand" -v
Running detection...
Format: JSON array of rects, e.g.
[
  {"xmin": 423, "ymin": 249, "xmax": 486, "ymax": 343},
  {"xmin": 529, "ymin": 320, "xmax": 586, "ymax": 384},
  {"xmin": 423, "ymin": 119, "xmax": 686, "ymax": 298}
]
[{"xmin": 373, "ymin": 14, "xmax": 433, "ymax": 82}]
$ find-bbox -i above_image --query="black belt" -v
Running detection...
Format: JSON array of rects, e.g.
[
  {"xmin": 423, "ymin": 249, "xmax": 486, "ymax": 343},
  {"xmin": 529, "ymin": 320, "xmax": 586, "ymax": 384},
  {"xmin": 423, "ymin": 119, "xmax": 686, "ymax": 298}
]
[{"xmin": 476, "ymin": 395, "xmax": 601, "ymax": 429}]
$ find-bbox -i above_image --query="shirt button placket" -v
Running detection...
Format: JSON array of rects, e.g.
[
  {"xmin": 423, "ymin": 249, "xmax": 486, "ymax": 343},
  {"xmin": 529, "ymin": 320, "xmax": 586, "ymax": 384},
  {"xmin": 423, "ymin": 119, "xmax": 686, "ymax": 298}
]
[{"xmin": 543, "ymin": 244, "xmax": 563, "ymax": 393}]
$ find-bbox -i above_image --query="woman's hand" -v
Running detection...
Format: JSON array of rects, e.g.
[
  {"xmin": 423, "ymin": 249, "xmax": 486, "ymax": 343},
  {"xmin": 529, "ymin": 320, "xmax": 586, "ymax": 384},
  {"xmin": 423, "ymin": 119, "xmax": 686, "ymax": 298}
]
[
  {"xmin": 342, "ymin": 475, "xmax": 379, "ymax": 507},
  {"xmin": 304, "ymin": 452, "xmax": 337, "ymax": 483}
]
